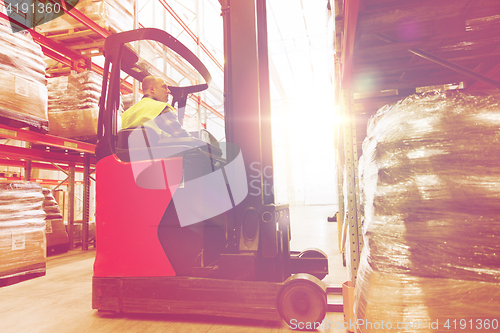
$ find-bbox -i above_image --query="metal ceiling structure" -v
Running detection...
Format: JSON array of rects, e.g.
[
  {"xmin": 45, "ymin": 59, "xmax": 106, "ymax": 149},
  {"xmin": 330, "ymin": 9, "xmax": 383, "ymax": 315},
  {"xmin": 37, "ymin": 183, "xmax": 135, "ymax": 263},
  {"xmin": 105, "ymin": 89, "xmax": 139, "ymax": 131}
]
[{"xmin": 339, "ymin": 0, "xmax": 500, "ymax": 152}]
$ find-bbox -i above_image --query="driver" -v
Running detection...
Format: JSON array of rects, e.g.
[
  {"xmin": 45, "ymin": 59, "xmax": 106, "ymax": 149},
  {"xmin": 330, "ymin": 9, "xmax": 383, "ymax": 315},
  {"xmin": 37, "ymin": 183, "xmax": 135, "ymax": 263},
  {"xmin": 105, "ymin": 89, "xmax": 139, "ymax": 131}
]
[{"xmin": 121, "ymin": 75, "xmax": 191, "ymax": 143}]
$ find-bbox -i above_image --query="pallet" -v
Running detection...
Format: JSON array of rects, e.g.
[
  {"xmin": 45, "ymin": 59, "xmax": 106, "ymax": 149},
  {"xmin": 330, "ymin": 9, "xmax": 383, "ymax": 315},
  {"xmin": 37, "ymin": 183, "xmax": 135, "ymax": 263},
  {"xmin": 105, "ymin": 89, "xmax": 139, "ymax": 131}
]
[
  {"xmin": 0, "ymin": 114, "xmax": 49, "ymax": 134},
  {"xmin": 39, "ymin": 21, "xmax": 117, "ymax": 58},
  {"xmin": 0, "ymin": 266, "xmax": 46, "ymax": 288}
]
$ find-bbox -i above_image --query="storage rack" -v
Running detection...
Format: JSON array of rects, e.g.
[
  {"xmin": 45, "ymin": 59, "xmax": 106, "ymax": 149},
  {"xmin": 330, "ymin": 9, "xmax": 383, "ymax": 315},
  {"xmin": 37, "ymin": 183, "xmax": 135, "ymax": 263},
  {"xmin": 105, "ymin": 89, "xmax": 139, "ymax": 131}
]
[
  {"xmin": 334, "ymin": 0, "xmax": 500, "ymax": 286},
  {"xmin": 0, "ymin": 123, "xmax": 95, "ymax": 250}
]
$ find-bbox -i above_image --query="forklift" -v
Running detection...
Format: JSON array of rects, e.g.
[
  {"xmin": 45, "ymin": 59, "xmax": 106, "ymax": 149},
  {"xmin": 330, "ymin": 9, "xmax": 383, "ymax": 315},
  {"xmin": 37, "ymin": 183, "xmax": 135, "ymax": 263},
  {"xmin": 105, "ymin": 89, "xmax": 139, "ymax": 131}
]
[{"xmin": 93, "ymin": 0, "xmax": 328, "ymax": 326}]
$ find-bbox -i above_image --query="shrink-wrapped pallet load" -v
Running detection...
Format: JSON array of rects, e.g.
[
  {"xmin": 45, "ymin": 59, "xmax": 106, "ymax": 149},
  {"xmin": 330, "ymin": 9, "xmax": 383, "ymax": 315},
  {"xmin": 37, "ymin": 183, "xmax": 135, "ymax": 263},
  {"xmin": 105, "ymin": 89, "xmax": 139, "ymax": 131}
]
[
  {"xmin": 0, "ymin": 182, "xmax": 46, "ymax": 284},
  {"xmin": 47, "ymin": 70, "xmax": 102, "ymax": 141},
  {"xmin": 0, "ymin": 20, "xmax": 48, "ymax": 132},
  {"xmin": 355, "ymin": 91, "xmax": 500, "ymax": 333}
]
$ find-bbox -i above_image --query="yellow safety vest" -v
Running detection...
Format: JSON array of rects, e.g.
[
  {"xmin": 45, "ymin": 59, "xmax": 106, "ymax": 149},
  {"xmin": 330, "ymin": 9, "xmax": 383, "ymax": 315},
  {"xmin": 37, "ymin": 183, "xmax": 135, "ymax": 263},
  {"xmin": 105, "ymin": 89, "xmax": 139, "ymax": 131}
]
[{"xmin": 121, "ymin": 97, "xmax": 175, "ymax": 139}]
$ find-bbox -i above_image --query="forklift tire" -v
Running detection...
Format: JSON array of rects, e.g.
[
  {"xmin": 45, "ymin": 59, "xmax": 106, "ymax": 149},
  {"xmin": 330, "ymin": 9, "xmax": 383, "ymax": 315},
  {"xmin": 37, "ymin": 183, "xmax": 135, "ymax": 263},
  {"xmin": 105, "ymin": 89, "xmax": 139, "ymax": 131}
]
[
  {"xmin": 298, "ymin": 248, "xmax": 328, "ymax": 280},
  {"xmin": 277, "ymin": 273, "xmax": 327, "ymax": 329}
]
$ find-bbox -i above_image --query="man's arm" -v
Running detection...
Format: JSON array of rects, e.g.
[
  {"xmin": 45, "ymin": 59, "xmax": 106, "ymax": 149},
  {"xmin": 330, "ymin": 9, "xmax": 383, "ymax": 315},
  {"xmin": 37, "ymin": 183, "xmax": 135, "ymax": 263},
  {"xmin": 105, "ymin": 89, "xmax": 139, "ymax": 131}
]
[{"xmin": 154, "ymin": 108, "xmax": 191, "ymax": 138}]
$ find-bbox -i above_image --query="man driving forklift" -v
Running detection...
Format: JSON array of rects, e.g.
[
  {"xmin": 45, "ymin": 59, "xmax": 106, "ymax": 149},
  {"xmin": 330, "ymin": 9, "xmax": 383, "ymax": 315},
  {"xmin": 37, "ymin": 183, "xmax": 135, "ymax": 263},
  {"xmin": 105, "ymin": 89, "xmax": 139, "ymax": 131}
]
[
  {"xmin": 94, "ymin": 25, "xmax": 329, "ymax": 326},
  {"xmin": 121, "ymin": 75, "xmax": 191, "ymax": 143}
]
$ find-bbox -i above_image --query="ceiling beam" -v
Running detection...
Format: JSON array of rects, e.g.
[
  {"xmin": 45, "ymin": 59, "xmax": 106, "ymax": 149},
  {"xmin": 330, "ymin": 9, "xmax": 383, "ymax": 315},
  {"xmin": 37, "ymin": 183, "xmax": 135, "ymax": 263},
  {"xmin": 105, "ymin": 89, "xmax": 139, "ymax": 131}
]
[
  {"xmin": 467, "ymin": 63, "xmax": 500, "ymax": 91},
  {"xmin": 354, "ymin": 56, "xmax": 500, "ymax": 78},
  {"xmin": 408, "ymin": 48, "xmax": 500, "ymax": 89},
  {"xmin": 353, "ymin": 73, "xmax": 465, "ymax": 92},
  {"xmin": 354, "ymin": 33, "xmax": 500, "ymax": 63},
  {"xmin": 356, "ymin": 0, "xmax": 500, "ymax": 34}
]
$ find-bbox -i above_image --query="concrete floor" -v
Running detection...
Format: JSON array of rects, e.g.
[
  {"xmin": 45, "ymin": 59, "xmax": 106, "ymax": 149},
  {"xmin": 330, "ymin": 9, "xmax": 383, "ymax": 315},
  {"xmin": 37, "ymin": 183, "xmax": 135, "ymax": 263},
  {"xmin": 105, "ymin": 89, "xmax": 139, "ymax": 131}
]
[{"xmin": 0, "ymin": 204, "xmax": 349, "ymax": 333}]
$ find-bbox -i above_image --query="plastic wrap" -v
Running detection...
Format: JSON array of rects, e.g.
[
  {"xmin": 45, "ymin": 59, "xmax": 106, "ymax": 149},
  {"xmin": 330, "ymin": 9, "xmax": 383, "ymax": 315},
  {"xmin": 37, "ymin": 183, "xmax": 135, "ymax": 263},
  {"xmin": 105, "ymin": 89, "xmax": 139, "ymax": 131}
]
[
  {"xmin": 0, "ymin": 182, "xmax": 46, "ymax": 279},
  {"xmin": 0, "ymin": 23, "xmax": 47, "ymax": 84},
  {"xmin": 47, "ymin": 70, "xmax": 102, "ymax": 141},
  {"xmin": 0, "ymin": 22, "xmax": 48, "ymax": 130},
  {"xmin": 355, "ymin": 263, "xmax": 500, "ymax": 333},
  {"xmin": 42, "ymin": 188, "xmax": 63, "ymax": 220},
  {"xmin": 355, "ymin": 91, "xmax": 500, "ymax": 332},
  {"xmin": 49, "ymin": 108, "xmax": 99, "ymax": 141},
  {"xmin": 342, "ymin": 163, "xmax": 354, "ymax": 281},
  {"xmin": 37, "ymin": 0, "xmax": 133, "ymax": 34}
]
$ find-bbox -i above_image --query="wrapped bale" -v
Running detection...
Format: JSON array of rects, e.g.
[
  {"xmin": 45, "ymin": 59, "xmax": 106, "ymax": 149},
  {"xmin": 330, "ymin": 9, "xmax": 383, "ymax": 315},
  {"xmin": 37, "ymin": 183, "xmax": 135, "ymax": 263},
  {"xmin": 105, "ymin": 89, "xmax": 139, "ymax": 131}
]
[
  {"xmin": 0, "ymin": 181, "xmax": 46, "ymax": 283},
  {"xmin": 0, "ymin": 20, "xmax": 48, "ymax": 132},
  {"xmin": 47, "ymin": 70, "xmax": 102, "ymax": 141},
  {"xmin": 355, "ymin": 91, "xmax": 500, "ymax": 333},
  {"xmin": 42, "ymin": 188, "xmax": 68, "ymax": 254}
]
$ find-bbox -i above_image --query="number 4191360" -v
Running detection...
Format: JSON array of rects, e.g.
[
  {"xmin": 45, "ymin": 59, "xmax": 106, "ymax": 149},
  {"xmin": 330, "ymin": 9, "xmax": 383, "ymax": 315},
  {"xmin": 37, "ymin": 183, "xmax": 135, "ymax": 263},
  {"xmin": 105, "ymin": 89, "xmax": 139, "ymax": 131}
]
[
  {"xmin": 443, "ymin": 319, "xmax": 498, "ymax": 330},
  {"xmin": 4, "ymin": 2, "xmax": 62, "ymax": 15}
]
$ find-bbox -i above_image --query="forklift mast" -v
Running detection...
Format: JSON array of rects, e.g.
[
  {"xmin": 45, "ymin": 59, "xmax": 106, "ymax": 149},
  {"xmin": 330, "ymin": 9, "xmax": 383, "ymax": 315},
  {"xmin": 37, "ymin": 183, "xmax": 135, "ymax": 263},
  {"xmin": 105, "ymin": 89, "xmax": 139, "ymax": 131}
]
[
  {"xmin": 221, "ymin": 0, "xmax": 273, "ymax": 205},
  {"xmin": 220, "ymin": 0, "xmax": 282, "ymax": 257}
]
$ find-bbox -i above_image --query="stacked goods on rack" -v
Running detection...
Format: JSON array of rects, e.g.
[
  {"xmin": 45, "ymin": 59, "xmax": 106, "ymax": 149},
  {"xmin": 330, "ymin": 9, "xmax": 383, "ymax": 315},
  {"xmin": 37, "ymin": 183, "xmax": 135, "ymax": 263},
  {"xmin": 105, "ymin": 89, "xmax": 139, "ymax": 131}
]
[
  {"xmin": 0, "ymin": 20, "xmax": 48, "ymax": 132},
  {"xmin": 0, "ymin": 182, "xmax": 46, "ymax": 284},
  {"xmin": 36, "ymin": 0, "xmax": 133, "ymax": 35},
  {"xmin": 42, "ymin": 189, "xmax": 69, "ymax": 254},
  {"xmin": 47, "ymin": 70, "xmax": 102, "ymax": 142},
  {"xmin": 355, "ymin": 91, "xmax": 500, "ymax": 333}
]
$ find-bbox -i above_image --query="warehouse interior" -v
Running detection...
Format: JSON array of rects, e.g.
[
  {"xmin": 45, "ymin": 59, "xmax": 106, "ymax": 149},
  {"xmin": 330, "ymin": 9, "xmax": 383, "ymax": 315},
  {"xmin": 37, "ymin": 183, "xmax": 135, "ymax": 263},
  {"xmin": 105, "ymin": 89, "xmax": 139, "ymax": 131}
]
[{"xmin": 1, "ymin": 0, "xmax": 500, "ymax": 332}]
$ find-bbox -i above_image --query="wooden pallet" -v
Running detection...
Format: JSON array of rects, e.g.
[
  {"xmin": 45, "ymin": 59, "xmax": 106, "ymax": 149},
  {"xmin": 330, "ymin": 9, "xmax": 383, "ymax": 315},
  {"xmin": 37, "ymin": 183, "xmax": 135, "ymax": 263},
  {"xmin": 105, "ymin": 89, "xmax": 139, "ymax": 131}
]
[
  {"xmin": 45, "ymin": 62, "xmax": 74, "ymax": 77},
  {"xmin": 0, "ymin": 271, "xmax": 46, "ymax": 287},
  {"xmin": 0, "ymin": 265, "xmax": 46, "ymax": 288},
  {"xmin": 38, "ymin": 20, "xmax": 117, "ymax": 57},
  {"xmin": 0, "ymin": 113, "xmax": 49, "ymax": 134},
  {"xmin": 42, "ymin": 28, "xmax": 106, "ymax": 57}
]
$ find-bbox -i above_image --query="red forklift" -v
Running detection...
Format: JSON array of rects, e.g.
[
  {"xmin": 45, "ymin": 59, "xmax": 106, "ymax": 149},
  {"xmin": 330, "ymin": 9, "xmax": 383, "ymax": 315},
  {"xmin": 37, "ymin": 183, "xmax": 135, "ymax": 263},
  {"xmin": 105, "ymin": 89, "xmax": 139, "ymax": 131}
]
[{"xmin": 93, "ymin": 0, "xmax": 328, "ymax": 326}]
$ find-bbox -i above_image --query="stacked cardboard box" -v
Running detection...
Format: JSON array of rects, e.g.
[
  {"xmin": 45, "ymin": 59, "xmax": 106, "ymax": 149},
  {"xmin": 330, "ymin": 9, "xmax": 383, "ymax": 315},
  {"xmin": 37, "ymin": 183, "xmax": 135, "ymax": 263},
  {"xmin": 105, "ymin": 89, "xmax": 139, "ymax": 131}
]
[
  {"xmin": 47, "ymin": 70, "xmax": 102, "ymax": 141},
  {"xmin": 355, "ymin": 91, "xmax": 500, "ymax": 332},
  {"xmin": 0, "ymin": 182, "xmax": 46, "ymax": 283}
]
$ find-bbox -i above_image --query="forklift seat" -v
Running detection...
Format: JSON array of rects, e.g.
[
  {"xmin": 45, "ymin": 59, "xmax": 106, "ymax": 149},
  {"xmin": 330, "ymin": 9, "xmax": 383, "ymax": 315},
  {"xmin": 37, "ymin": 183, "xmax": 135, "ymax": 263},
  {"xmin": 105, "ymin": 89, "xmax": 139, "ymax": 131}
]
[
  {"xmin": 116, "ymin": 127, "xmax": 223, "ymax": 157},
  {"xmin": 117, "ymin": 126, "xmax": 160, "ymax": 150}
]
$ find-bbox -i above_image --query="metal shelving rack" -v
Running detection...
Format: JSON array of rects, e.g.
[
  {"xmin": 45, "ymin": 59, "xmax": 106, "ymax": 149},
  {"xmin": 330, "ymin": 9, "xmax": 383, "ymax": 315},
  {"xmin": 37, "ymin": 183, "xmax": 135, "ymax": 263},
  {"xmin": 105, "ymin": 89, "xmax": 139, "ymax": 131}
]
[
  {"xmin": 0, "ymin": 124, "xmax": 95, "ymax": 250},
  {"xmin": 332, "ymin": 0, "xmax": 363, "ymax": 286}
]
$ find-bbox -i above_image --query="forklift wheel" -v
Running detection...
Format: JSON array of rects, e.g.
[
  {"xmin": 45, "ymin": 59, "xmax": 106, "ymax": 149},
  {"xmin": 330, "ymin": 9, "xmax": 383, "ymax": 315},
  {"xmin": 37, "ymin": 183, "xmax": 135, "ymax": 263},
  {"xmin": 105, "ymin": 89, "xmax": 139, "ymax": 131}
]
[
  {"xmin": 277, "ymin": 273, "xmax": 327, "ymax": 329},
  {"xmin": 298, "ymin": 249, "xmax": 328, "ymax": 280}
]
